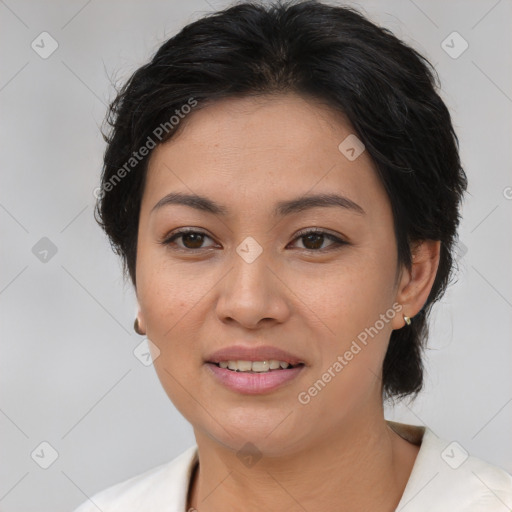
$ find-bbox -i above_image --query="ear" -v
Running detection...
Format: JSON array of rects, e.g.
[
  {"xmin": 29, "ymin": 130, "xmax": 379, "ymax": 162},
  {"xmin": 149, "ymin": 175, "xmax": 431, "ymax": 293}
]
[
  {"xmin": 134, "ymin": 302, "xmax": 147, "ymax": 335},
  {"xmin": 391, "ymin": 240, "xmax": 441, "ymax": 330}
]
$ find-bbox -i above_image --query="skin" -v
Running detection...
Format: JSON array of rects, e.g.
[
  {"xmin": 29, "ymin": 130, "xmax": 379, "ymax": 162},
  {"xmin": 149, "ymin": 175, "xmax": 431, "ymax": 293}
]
[{"xmin": 135, "ymin": 93, "xmax": 440, "ymax": 512}]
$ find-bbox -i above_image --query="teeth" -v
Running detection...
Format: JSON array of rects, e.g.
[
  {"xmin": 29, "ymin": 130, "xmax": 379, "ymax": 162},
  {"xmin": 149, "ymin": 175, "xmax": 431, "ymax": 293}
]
[{"xmin": 217, "ymin": 360, "xmax": 295, "ymax": 372}]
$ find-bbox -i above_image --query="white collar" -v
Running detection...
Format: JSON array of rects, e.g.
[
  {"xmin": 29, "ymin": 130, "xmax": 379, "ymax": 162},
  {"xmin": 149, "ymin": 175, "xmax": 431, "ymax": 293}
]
[
  {"xmin": 180, "ymin": 421, "xmax": 512, "ymax": 511},
  {"xmin": 79, "ymin": 421, "xmax": 512, "ymax": 511}
]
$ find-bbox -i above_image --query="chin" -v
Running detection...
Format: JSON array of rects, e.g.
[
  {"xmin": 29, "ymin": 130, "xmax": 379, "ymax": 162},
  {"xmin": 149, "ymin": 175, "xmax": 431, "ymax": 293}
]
[{"xmin": 195, "ymin": 411, "xmax": 305, "ymax": 457}]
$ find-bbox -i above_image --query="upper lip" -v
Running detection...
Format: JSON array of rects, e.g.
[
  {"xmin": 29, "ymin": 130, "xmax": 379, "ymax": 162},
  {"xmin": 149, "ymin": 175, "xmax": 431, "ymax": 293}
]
[{"xmin": 206, "ymin": 345, "xmax": 305, "ymax": 366}]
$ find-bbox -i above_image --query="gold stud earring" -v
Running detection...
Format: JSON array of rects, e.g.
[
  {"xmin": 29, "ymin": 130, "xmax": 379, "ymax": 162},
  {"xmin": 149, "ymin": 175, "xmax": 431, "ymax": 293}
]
[
  {"xmin": 134, "ymin": 317, "xmax": 145, "ymax": 335},
  {"xmin": 403, "ymin": 315, "xmax": 412, "ymax": 326}
]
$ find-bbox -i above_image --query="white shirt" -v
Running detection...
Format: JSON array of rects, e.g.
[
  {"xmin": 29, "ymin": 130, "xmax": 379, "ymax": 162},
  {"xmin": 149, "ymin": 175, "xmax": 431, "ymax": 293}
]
[{"xmin": 72, "ymin": 421, "xmax": 512, "ymax": 511}]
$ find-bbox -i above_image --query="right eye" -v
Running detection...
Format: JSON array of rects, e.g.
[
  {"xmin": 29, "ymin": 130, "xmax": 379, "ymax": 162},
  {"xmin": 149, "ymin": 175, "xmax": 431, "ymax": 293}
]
[{"xmin": 160, "ymin": 228, "xmax": 218, "ymax": 251}]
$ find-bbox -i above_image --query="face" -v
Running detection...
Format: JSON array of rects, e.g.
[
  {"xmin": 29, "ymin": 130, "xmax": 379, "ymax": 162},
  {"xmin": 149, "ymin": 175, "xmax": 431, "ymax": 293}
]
[{"xmin": 136, "ymin": 93, "xmax": 406, "ymax": 455}]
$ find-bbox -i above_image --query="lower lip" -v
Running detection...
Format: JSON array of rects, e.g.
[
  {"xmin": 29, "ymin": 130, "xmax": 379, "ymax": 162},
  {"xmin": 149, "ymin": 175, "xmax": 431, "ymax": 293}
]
[{"xmin": 205, "ymin": 363, "xmax": 304, "ymax": 394}]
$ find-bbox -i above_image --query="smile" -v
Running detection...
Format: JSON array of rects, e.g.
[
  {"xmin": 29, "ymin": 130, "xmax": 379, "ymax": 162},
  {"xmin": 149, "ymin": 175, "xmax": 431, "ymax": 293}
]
[
  {"xmin": 205, "ymin": 361, "xmax": 305, "ymax": 394},
  {"xmin": 215, "ymin": 360, "xmax": 303, "ymax": 372}
]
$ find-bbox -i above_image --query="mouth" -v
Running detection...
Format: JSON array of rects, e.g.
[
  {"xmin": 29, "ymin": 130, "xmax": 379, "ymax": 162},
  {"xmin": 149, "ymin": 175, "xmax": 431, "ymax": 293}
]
[
  {"xmin": 204, "ymin": 345, "xmax": 307, "ymax": 394},
  {"xmin": 205, "ymin": 344, "xmax": 306, "ymax": 368},
  {"xmin": 205, "ymin": 361, "xmax": 305, "ymax": 394},
  {"xmin": 208, "ymin": 360, "xmax": 305, "ymax": 373}
]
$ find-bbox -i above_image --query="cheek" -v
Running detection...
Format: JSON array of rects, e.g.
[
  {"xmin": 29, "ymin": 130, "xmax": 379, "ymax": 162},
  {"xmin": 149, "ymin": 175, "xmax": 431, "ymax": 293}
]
[
  {"xmin": 138, "ymin": 264, "xmax": 203, "ymax": 348},
  {"xmin": 136, "ymin": 244, "xmax": 193, "ymax": 342},
  {"xmin": 317, "ymin": 249, "xmax": 396, "ymax": 340},
  {"xmin": 136, "ymin": 259, "xmax": 208, "ymax": 414},
  {"xmin": 306, "ymin": 251, "xmax": 397, "ymax": 398}
]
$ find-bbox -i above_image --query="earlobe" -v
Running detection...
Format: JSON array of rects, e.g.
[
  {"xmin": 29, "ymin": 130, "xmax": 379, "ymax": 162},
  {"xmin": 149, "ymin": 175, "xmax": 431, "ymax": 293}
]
[
  {"xmin": 392, "ymin": 240, "xmax": 441, "ymax": 329},
  {"xmin": 134, "ymin": 317, "xmax": 146, "ymax": 335},
  {"xmin": 134, "ymin": 306, "xmax": 147, "ymax": 335}
]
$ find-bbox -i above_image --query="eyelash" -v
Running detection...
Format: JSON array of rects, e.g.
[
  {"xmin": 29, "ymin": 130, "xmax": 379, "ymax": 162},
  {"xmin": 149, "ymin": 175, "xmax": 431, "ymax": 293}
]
[{"xmin": 159, "ymin": 227, "xmax": 348, "ymax": 253}]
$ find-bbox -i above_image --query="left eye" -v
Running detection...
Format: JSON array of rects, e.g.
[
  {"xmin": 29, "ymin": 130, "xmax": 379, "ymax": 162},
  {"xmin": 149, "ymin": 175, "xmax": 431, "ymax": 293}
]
[
  {"xmin": 289, "ymin": 229, "xmax": 347, "ymax": 252},
  {"xmin": 160, "ymin": 229, "xmax": 347, "ymax": 252}
]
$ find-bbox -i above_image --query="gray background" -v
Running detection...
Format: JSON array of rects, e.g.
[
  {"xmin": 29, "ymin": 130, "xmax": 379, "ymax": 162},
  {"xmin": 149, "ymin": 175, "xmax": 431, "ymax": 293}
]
[{"xmin": 1, "ymin": 1, "xmax": 511, "ymax": 511}]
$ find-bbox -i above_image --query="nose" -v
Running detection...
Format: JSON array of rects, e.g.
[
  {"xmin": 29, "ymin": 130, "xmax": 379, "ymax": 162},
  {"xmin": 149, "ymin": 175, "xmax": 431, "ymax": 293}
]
[{"xmin": 214, "ymin": 247, "xmax": 290, "ymax": 329}]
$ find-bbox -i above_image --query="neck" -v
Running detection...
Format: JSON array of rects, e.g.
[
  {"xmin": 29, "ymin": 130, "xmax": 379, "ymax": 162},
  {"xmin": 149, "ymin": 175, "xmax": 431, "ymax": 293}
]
[{"xmin": 187, "ymin": 412, "xmax": 419, "ymax": 512}]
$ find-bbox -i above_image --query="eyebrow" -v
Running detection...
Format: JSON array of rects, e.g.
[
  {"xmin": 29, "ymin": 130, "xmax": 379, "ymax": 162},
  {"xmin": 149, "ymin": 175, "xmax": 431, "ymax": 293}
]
[{"xmin": 151, "ymin": 191, "xmax": 365, "ymax": 217}]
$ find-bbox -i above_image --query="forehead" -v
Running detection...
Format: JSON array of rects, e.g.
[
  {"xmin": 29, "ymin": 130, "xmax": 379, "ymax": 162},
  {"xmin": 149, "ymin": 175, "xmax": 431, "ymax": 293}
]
[
  {"xmin": 153, "ymin": 93, "xmax": 363, "ymax": 161},
  {"xmin": 143, "ymin": 93, "xmax": 387, "ymax": 218}
]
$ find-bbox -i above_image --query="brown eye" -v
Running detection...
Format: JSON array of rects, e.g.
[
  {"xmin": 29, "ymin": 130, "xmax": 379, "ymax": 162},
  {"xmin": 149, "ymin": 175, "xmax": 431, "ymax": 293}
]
[
  {"xmin": 290, "ymin": 229, "xmax": 347, "ymax": 252},
  {"xmin": 160, "ymin": 229, "xmax": 216, "ymax": 251},
  {"xmin": 179, "ymin": 232, "xmax": 207, "ymax": 249},
  {"xmin": 301, "ymin": 233, "xmax": 324, "ymax": 250}
]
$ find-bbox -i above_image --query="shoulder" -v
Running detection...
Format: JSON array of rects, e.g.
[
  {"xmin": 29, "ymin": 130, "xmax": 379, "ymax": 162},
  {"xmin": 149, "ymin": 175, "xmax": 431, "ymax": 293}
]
[
  {"xmin": 71, "ymin": 445, "xmax": 198, "ymax": 512},
  {"xmin": 398, "ymin": 425, "xmax": 512, "ymax": 511},
  {"xmin": 442, "ymin": 453, "xmax": 512, "ymax": 511},
  {"xmin": 443, "ymin": 451, "xmax": 512, "ymax": 511}
]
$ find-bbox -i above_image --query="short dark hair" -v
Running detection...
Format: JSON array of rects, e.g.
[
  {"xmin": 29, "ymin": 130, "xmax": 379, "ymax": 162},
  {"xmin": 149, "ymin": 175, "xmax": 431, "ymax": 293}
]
[{"xmin": 95, "ymin": 0, "xmax": 468, "ymax": 404}]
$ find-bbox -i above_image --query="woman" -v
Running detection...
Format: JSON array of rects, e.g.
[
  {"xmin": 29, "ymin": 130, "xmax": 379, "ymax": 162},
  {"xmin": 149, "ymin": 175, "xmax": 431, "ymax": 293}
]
[{"xmin": 73, "ymin": 1, "xmax": 512, "ymax": 510}]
